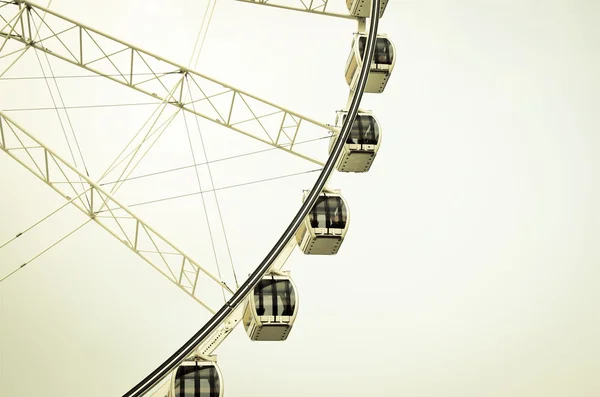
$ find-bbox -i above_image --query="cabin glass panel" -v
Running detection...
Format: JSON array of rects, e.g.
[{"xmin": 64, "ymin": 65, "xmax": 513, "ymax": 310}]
[
  {"xmin": 358, "ymin": 36, "xmax": 394, "ymax": 65},
  {"xmin": 174, "ymin": 365, "xmax": 220, "ymax": 397},
  {"xmin": 309, "ymin": 196, "xmax": 348, "ymax": 229},
  {"xmin": 340, "ymin": 114, "xmax": 380, "ymax": 145},
  {"xmin": 254, "ymin": 279, "xmax": 296, "ymax": 316}
]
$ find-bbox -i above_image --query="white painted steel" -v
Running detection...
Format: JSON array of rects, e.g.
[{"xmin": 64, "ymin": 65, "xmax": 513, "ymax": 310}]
[
  {"xmin": 0, "ymin": 112, "xmax": 232, "ymax": 314},
  {"xmin": 235, "ymin": 0, "xmax": 356, "ymax": 19},
  {"xmin": 0, "ymin": 0, "xmax": 384, "ymax": 393},
  {"xmin": 0, "ymin": 1, "xmax": 332, "ymax": 166},
  {"xmin": 346, "ymin": 0, "xmax": 388, "ymax": 18},
  {"xmin": 168, "ymin": 360, "xmax": 223, "ymax": 397}
]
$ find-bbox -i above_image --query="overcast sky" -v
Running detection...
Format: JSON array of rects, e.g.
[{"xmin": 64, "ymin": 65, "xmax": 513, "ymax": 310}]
[{"xmin": 1, "ymin": 0, "xmax": 599, "ymax": 396}]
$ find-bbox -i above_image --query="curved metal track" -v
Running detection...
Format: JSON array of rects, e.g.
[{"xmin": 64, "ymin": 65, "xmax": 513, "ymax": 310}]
[{"xmin": 122, "ymin": 1, "xmax": 382, "ymax": 395}]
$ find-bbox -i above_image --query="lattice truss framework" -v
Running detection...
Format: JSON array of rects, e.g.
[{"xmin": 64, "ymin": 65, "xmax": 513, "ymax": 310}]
[
  {"xmin": 257, "ymin": 0, "xmax": 330, "ymax": 12},
  {"xmin": 0, "ymin": 110, "xmax": 235, "ymax": 313},
  {"xmin": 237, "ymin": 0, "xmax": 341, "ymax": 16},
  {"xmin": 0, "ymin": 0, "xmax": 346, "ymax": 313},
  {"xmin": 0, "ymin": 0, "xmax": 336, "ymax": 166}
]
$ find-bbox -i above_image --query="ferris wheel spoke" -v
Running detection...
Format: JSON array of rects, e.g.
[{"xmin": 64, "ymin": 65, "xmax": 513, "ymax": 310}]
[
  {"xmin": 0, "ymin": 4, "xmax": 23, "ymax": 50},
  {"xmin": 0, "ymin": 218, "xmax": 91, "ymax": 283},
  {"xmin": 99, "ymin": 91, "xmax": 184, "ymax": 196},
  {"xmin": 0, "ymin": 114, "xmax": 91, "ymax": 211},
  {"xmin": 235, "ymin": 0, "xmax": 356, "ymax": 19},
  {"xmin": 0, "ymin": 111, "xmax": 234, "ymax": 314},
  {"xmin": 0, "ymin": 1, "xmax": 331, "ymax": 166}
]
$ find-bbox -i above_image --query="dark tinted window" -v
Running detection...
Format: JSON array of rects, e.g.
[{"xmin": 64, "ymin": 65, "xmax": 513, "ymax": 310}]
[
  {"xmin": 358, "ymin": 36, "xmax": 393, "ymax": 65},
  {"xmin": 309, "ymin": 196, "xmax": 348, "ymax": 229},
  {"xmin": 174, "ymin": 365, "xmax": 220, "ymax": 397},
  {"xmin": 254, "ymin": 279, "xmax": 296, "ymax": 316},
  {"xmin": 347, "ymin": 114, "xmax": 380, "ymax": 145}
]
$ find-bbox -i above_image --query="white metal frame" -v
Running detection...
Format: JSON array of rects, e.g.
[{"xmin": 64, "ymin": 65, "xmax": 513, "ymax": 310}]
[
  {"xmin": 235, "ymin": 0, "xmax": 356, "ymax": 19},
  {"xmin": 0, "ymin": 0, "xmax": 387, "ymax": 393},
  {"xmin": 0, "ymin": 111, "xmax": 232, "ymax": 314},
  {"xmin": 0, "ymin": 1, "xmax": 335, "ymax": 166},
  {"xmin": 0, "ymin": 0, "xmax": 344, "ymax": 361},
  {"xmin": 345, "ymin": 0, "xmax": 388, "ymax": 18}
]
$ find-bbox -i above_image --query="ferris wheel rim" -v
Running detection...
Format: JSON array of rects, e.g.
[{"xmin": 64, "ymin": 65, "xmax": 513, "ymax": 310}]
[{"xmin": 121, "ymin": 0, "xmax": 383, "ymax": 395}]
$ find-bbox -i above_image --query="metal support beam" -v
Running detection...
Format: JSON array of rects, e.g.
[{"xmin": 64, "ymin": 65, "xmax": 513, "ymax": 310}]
[
  {"xmin": 0, "ymin": 110, "xmax": 234, "ymax": 314},
  {"xmin": 235, "ymin": 0, "xmax": 356, "ymax": 20},
  {"xmin": 0, "ymin": 1, "xmax": 333, "ymax": 166}
]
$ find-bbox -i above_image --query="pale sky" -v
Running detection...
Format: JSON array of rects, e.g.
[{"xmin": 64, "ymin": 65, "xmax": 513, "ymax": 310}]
[{"xmin": 1, "ymin": 1, "xmax": 600, "ymax": 396}]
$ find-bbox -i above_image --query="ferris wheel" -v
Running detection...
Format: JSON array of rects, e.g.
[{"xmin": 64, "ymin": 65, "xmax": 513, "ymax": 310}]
[{"xmin": 0, "ymin": 0, "xmax": 395, "ymax": 395}]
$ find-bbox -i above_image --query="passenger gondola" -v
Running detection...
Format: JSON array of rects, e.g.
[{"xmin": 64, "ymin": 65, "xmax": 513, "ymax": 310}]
[
  {"xmin": 329, "ymin": 110, "xmax": 381, "ymax": 172},
  {"xmin": 170, "ymin": 360, "xmax": 223, "ymax": 397},
  {"xmin": 296, "ymin": 190, "xmax": 349, "ymax": 255},
  {"xmin": 345, "ymin": 33, "xmax": 396, "ymax": 93},
  {"xmin": 346, "ymin": 0, "xmax": 388, "ymax": 18},
  {"xmin": 243, "ymin": 272, "xmax": 298, "ymax": 341}
]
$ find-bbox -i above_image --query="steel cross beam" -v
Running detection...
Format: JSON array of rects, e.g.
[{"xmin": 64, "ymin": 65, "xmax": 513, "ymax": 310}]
[
  {"xmin": 235, "ymin": 0, "xmax": 357, "ymax": 19},
  {"xmin": 0, "ymin": 111, "xmax": 234, "ymax": 314},
  {"xmin": 0, "ymin": 1, "xmax": 333, "ymax": 166}
]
